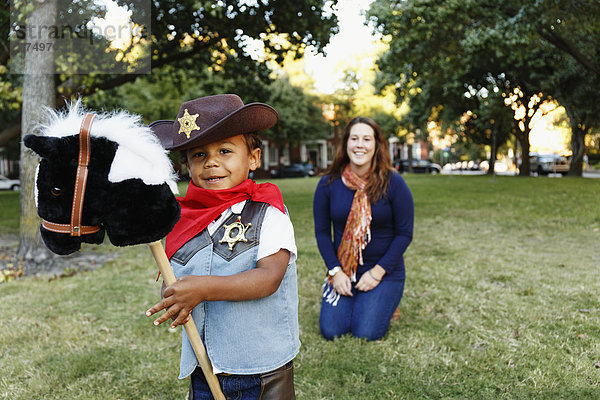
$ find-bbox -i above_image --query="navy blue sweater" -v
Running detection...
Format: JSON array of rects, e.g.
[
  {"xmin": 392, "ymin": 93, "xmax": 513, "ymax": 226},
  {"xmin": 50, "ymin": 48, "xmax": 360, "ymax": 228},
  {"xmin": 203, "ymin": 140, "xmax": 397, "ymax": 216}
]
[{"xmin": 313, "ymin": 172, "xmax": 414, "ymax": 281}]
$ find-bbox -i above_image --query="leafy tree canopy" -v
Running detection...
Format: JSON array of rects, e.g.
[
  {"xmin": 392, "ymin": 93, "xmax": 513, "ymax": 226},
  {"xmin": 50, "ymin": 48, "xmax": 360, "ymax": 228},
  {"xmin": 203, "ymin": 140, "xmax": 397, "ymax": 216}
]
[
  {"xmin": 0, "ymin": 0, "xmax": 339, "ymax": 138},
  {"xmin": 88, "ymin": 58, "xmax": 329, "ymax": 148},
  {"xmin": 367, "ymin": 0, "xmax": 600, "ymax": 175}
]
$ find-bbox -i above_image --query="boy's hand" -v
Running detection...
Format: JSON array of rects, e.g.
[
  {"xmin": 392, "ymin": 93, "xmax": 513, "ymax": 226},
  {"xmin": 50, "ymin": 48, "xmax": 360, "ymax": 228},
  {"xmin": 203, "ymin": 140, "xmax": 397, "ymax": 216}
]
[
  {"xmin": 145, "ymin": 249, "xmax": 290, "ymax": 328},
  {"xmin": 146, "ymin": 275, "xmax": 205, "ymax": 328}
]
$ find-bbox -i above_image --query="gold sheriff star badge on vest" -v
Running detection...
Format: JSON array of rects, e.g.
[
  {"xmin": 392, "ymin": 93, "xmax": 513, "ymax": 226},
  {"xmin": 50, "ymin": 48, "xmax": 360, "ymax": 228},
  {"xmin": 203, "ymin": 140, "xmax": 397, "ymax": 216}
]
[
  {"xmin": 219, "ymin": 216, "xmax": 252, "ymax": 251},
  {"xmin": 177, "ymin": 109, "xmax": 200, "ymax": 138}
]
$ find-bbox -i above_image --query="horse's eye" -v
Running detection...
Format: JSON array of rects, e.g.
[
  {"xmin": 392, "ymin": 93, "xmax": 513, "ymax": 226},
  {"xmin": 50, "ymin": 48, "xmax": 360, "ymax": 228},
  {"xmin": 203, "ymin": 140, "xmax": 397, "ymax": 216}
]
[{"xmin": 50, "ymin": 187, "xmax": 62, "ymax": 197}]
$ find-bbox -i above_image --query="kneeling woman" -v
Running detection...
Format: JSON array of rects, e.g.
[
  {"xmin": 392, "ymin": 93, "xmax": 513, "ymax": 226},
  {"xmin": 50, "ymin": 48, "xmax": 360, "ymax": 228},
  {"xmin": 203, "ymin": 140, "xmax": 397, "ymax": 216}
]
[{"xmin": 313, "ymin": 116, "xmax": 414, "ymax": 341}]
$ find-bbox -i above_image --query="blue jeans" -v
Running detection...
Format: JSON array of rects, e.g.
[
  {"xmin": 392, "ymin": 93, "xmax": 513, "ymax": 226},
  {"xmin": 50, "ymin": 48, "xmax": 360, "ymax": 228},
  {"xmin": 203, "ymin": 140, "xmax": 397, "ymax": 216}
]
[
  {"xmin": 190, "ymin": 361, "xmax": 295, "ymax": 400},
  {"xmin": 191, "ymin": 370, "xmax": 261, "ymax": 400},
  {"xmin": 319, "ymin": 277, "xmax": 405, "ymax": 341}
]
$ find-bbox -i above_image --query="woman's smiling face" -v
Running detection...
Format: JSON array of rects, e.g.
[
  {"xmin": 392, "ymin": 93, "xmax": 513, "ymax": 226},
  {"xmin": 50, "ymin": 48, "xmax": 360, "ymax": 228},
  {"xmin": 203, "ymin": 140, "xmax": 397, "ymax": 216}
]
[
  {"xmin": 185, "ymin": 134, "xmax": 261, "ymax": 190},
  {"xmin": 346, "ymin": 122, "xmax": 376, "ymax": 171}
]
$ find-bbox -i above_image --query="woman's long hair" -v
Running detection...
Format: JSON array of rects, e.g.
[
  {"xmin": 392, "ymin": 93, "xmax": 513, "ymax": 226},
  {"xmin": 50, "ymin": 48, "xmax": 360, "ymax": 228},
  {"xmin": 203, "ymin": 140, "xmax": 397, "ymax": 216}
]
[{"xmin": 324, "ymin": 116, "xmax": 393, "ymax": 201}]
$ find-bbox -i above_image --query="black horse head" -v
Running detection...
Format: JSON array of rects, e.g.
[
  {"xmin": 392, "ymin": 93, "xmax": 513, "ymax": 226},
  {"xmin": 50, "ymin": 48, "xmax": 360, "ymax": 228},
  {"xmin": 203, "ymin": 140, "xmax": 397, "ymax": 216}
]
[{"xmin": 24, "ymin": 103, "xmax": 180, "ymax": 255}]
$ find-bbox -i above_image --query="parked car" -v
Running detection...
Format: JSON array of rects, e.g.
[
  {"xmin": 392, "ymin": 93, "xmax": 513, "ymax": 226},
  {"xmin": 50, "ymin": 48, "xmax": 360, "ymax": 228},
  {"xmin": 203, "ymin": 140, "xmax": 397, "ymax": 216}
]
[
  {"xmin": 0, "ymin": 175, "xmax": 20, "ymax": 190},
  {"xmin": 394, "ymin": 159, "xmax": 442, "ymax": 174},
  {"xmin": 529, "ymin": 153, "xmax": 570, "ymax": 175},
  {"xmin": 270, "ymin": 163, "xmax": 315, "ymax": 178}
]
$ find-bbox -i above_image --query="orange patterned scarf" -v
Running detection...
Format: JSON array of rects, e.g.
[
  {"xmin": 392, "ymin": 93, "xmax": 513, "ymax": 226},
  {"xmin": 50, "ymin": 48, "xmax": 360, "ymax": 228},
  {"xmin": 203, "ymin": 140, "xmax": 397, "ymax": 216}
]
[{"xmin": 337, "ymin": 165, "xmax": 372, "ymax": 281}]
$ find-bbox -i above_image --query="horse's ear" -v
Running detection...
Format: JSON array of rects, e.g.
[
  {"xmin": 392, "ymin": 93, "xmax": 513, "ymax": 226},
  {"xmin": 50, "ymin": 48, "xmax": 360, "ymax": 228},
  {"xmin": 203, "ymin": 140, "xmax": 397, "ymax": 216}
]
[{"xmin": 24, "ymin": 135, "xmax": 60, "ymax": 158}]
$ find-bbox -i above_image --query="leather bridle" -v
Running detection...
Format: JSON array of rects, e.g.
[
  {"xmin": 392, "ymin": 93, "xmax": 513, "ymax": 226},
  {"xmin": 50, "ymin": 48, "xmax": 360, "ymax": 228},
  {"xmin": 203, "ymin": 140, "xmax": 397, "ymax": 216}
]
[{"xmin": 42, "ymin": 113, "xmax": 101, "ymax": 237}]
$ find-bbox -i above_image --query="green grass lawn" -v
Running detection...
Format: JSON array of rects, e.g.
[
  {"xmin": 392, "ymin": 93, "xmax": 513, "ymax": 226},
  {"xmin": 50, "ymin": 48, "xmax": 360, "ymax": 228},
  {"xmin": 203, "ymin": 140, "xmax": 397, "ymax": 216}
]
[
  {"xmin": 1, "ymin": 175, "xmax": 600, "ymax": 399},
  {"xmin": 0, "ymin": 190, "xmax": 20, "ymax": 235}
]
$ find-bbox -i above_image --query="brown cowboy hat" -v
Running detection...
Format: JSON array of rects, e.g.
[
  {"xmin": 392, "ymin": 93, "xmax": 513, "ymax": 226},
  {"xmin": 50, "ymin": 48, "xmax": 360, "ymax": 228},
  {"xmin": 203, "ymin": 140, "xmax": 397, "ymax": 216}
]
[{"xmin": 149, "ymin": 94, "xmax": 278, "ymax": 150}]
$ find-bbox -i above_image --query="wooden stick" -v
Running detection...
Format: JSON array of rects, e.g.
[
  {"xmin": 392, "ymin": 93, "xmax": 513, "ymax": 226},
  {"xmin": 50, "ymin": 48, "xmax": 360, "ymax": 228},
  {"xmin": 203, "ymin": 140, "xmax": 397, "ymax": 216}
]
[{"xmin": 148, "ymin": 241, "xmax": 225, "ymax": 400}]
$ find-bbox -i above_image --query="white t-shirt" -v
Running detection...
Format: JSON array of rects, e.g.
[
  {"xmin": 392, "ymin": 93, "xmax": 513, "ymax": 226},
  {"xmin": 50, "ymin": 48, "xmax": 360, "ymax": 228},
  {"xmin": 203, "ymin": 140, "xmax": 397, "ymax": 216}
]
[
  {"xmin": 206, "ymin": 200, "xmax": 297, "ymax": 374},
  {"xmin": 206, "ymin": 200, "xmax": 297, "ymax": 265}
]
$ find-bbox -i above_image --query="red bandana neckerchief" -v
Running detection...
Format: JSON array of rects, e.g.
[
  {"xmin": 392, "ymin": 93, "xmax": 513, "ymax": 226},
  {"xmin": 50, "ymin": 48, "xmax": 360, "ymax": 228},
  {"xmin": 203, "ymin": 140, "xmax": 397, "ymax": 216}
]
[
  {"xmin": 336, "ymin": 165, "xmax": 372, "ymax": 281},
  {"xmin": 165, "ymin": 179, "xmax": 285, "ymax": 260}
]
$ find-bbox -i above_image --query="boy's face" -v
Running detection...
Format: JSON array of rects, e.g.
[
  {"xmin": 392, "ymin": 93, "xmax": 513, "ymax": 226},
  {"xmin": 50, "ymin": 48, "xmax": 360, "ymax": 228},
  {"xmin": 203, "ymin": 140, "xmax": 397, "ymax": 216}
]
[{"xmin": 185, "ymin": 134, "xmax": 261, "ymax": 190}]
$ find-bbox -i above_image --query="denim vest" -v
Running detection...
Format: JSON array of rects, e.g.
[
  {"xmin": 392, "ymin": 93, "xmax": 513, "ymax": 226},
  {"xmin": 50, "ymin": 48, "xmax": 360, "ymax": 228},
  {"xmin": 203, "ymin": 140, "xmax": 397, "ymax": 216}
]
[{"xmin": 170, "ymin": 201, "xmax": 300, "ymax": 377}]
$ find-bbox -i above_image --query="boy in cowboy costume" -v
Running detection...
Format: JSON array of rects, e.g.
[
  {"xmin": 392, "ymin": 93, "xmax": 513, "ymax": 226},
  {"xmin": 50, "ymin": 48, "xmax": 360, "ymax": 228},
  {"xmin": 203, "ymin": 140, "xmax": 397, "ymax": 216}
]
[{"xmin": 146, "ymin": 94, "xmax": 299, "ymax": 399}]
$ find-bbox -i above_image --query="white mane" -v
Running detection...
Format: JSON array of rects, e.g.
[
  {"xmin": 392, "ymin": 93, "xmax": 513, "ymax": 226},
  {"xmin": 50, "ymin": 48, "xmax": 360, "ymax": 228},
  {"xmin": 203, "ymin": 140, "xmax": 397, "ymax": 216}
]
[{"xmin": 39, "ymin": 100, "xmax": 179, "ymax": 194}]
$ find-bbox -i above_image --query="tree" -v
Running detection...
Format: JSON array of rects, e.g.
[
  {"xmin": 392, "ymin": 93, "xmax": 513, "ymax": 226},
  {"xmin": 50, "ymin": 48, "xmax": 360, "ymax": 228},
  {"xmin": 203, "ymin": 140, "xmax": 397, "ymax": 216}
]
[
  {"xmin": 1, "ymin": 0, "xmax": 339, "ymax": 140},
  {"xmin": 461, "ymin": 89, "xmax": 515, "ymax": 175},
  {"xmin": 324, "ymin": 39, "xmax": 408, "ymax": 139},
  {"xmin": 551, "ymin": 58, "xmax": 600, "ymax": 175},
  {"xmin": 0, "ymin": 0, "xmax": 23, "ymax": 148},
  {"xmin": 367, "ymin": 0, "xmax": 595, "ymax": 176},
  {"xmin": 86, "ymin": 56, "xmax": 273, "ymax": 120},
  {"xmin": 18, "ymin": 0, "xmax": 59, "ymax": 269},
  {"xmin": 475, "ymin": 0, "xmax": 600, "ymax": 175},
  {"xmin": 265, "ymin": 76, "xmax": 330, "ymax": 153},
  {"xmin": 88, "ymin": 60, "xmax": 331, "ymax": 155},
  {"xmin": 3, "ymin": 0, "xmax": 339, "ymax": 274},
  {"xmin": 488, "ymin": 0, "xmax": 600, "ymax": 175},
  {"xmin": 521, "ymin": 0, "xmax": 600, "ymax": 78}
]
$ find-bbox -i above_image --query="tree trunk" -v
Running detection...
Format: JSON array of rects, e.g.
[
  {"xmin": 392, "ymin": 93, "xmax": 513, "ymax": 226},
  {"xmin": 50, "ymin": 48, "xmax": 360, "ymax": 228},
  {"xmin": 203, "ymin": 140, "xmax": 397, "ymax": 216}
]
[
  {"xmin": 517, "ymin": 129, "xmax": 531, "ymax": 176},
  {"xmin": 488, "ymin": 130, "xmax": 497, "ymax": 175},
  {"xmin": 514, "ymin": 90, "xmax": 542, "ymax": 177},
  {"xmin": 18, "ymin": 0, "xmax": 59, "ymax": 274},
  {"xmin": 565, "ymin": 109, "xmax": 585, "ymax": 177}
]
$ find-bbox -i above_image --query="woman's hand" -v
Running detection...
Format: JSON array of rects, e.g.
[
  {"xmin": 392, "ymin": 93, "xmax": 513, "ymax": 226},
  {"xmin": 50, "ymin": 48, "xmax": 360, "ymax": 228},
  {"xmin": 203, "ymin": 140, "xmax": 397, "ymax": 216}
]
[
  {"xmin": 146, "ymin": 275, "xmax": 204, "ymax": 328},
  {"xmin": 355, "ymin": 265, "xmax": 385, "ymax": 292},
  {"xmin": 332, "ymin": 270, "xmax": 353, "ymax": 296}
]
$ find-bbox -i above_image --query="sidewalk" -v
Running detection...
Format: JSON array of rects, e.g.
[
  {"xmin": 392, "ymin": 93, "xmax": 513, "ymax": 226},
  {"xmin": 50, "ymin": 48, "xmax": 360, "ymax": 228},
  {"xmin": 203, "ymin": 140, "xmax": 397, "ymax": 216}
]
[
  {"xmin": 440, "ymin": 169, "xmax": 600, "ymax": 178},
  {"xmin": 583, "ymin": 169, "xmax": 600, "ymax": 178}
]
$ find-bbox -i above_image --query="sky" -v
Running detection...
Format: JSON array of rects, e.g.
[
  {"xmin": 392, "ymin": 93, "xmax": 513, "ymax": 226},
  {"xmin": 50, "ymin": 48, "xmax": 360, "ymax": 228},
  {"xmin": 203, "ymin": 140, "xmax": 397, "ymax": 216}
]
[{"xmin": 304, "ymin": 0, "xmax": 378, "ymax": 94}]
